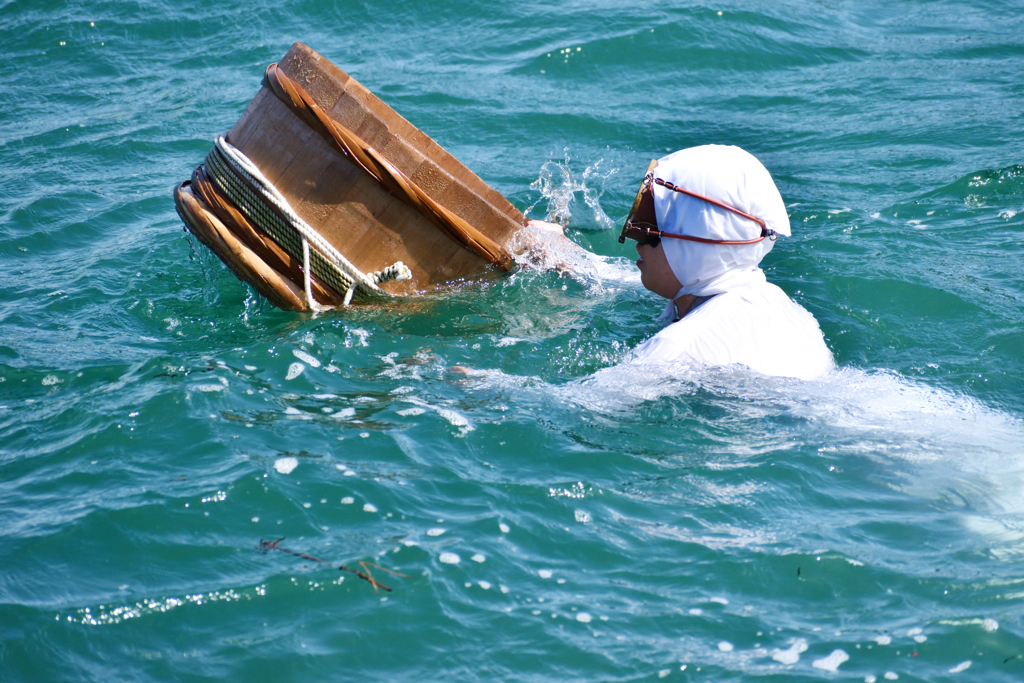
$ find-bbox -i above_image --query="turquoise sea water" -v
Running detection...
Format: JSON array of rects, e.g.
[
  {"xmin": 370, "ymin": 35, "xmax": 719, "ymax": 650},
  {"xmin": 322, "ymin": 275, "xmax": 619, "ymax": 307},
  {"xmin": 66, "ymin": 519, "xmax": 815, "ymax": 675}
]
[{"xmin": 2, "ymin": 0, "xmax": 1023, "ymax": 680}]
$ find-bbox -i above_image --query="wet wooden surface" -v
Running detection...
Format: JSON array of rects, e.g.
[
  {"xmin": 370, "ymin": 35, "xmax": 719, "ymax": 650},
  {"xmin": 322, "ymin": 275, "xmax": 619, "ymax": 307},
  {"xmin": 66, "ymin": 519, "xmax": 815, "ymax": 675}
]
[{"xmin": 227, "ymin": 42, "xmax": 525, "ymax": 294}]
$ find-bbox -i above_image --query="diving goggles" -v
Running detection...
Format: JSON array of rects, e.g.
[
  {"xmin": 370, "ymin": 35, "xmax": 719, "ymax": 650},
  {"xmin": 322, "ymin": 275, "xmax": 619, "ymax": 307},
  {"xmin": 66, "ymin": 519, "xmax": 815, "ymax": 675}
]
[{"xmin": 618, "ymin": 160, "xmax": 776, "ymax": 247}]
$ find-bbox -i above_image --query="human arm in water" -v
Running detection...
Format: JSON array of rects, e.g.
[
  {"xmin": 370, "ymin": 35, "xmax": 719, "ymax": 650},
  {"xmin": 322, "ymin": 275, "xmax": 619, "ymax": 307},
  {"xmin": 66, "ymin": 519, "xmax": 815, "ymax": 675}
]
[
  {"xmin": 526, "ymin": 219, "xmax": 566, "ymax": 236},
  {"xmin": 507, "ymin": 218, "xmax": 585, "ymax": 273}
]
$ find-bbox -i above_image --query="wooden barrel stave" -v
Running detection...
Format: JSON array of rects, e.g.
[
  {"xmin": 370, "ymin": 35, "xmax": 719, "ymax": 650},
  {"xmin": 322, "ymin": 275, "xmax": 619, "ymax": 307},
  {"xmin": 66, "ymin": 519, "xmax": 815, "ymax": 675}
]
[{"xmin": 179, "ymin": 41, "xmax": 525, "ymax": 306}]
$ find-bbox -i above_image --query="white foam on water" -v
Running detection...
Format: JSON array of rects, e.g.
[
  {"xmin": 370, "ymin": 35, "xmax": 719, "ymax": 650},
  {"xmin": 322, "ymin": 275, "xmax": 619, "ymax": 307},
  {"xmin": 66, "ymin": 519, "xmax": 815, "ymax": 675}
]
[
  {"xmin": 439, "ymin": 552, "xmax": 460, "ymax": 565},
  {"xmin": 478, "ymin": 581, "xmax": 491, "ymax": 590},
  {"xmin": 499, "ymin": 523, "xmax": 510, "ymax": 533},
  {"xmin": 576, "ymin": 612, "xmax": 592, "ymax": 623},
  {"xmin": 884, "ymin": 673, "xmax": 898, "ymax": 680},
  {"xmin": 940, "ymin": 617, "xmax": 1001, "ymax": 631},
  {"xmin": 471, "ymin": 359, "xmax": 1024, "ymax": 548},
  {"xmin": 471, "ymin": 554, "xmax": 485, "ymax": 563},
  {"xmin": 401, "ymin": 397, "xmax": 474, "ymax": 434},
  {"xmin": 397, "ymin": 407, "xmax": 425, "ymax": 417},
  {"xmin": 812, "ymin": 649, "xmax": 849, "ymax": 672},
  {"xmin": 432, "ymin": 406, "xmax": 473, "ymax": 432},
  {"xmin": 273, "ymin": 457, "xmax": 298, "ymax": 474},
  {"xmin": 292, "ymin": 349, "xmax": 321, "ymax": 368},
  {"xmin": 285, "ymin": 363, "xmax": 304, "ymax": 380},
  {"xmin": 427, "ymin": 528, "xmax": 446, "ymax": 537},
  {"xmin": 363, "ymin": 503, "xmax": 378, "ymax": 513},
  {"xmin": 574, "ymin": 509, "xmax": 591, "ymax": 523},
  {"xmin": 949, "ymin": 660, "xmax": 971, "ymax": 673},
  {"xmin": 688, "ymin": 608, "xmax": 703, "ymax": 616},
  {"xmin": 347, "ymin": 328, "xmax": 370, "ymax": 347},
  {"xmin": 717, "ymin": 641, "xmax": 733, "ymax": 652},
  {"xmin": 875, "ymin": 635, "xmax": 891, "ymax": 645},
  {"xmin": 340, "ymin": 497, "xmax": 354, "ymax": 504},
  {"xmin": 538, "ymin": 569, "xmax": 553, "ymax": 579},
  {"xmin": 469, "ymin": 333, "xmax": 1021, "ymax": 467},
  {"xmin": 771, "ymin": 638, "xmax": 808, "ymax": 665},
  {"xmin": 496, "ymin": 337, "xmax": 523, "ymax": 347},
  {"xmin": 332, "ymin": 407, "xmax": 356, "ymax": 419}
]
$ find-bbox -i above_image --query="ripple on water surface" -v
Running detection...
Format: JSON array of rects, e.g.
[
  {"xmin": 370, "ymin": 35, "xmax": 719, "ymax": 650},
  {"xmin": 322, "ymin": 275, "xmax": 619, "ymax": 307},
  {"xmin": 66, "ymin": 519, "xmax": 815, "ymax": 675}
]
[{"xmin": 1, "ymin": 0, "xmax": 1023, "ymax": 680}]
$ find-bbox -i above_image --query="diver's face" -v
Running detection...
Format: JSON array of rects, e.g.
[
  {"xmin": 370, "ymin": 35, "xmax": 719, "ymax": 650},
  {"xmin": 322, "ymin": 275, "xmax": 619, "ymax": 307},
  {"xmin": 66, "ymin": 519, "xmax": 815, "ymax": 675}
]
[{"xmin": 636, "ymin": 241, "xmax": 682, "ymax": 299}]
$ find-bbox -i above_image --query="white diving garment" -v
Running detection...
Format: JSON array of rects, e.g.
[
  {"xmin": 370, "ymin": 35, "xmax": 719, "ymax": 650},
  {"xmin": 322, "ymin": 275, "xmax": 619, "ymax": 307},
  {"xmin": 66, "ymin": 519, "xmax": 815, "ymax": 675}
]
[
  {"xmin": 629, "ymin": 276, "xmax": 834, "ymax": 381},
  {"xmin": 624, "ymin": 144, "xmax": 832, "ymax": 380}
]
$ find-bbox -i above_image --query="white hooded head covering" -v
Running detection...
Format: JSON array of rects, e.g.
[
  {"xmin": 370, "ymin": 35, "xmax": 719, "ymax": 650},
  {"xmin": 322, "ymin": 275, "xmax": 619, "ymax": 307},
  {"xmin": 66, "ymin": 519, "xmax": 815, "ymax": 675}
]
[{"xmin": 653, "ymin": 145, "xmax": 791, "ymax": 303}]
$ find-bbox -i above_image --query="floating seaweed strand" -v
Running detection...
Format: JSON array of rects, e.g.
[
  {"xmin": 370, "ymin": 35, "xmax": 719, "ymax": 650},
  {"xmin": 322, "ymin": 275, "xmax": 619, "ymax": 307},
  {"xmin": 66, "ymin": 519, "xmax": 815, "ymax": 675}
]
[{"xmin": 259, "ymin": 538, "xmax": 407, "ymax": 593}]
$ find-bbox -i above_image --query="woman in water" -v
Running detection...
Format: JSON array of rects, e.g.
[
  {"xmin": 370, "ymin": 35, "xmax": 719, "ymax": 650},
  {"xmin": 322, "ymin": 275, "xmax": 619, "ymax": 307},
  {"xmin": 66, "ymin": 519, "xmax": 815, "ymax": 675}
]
[{"xmin": 533, "ymin": 144, "xmax": 833, "ymax": 380}]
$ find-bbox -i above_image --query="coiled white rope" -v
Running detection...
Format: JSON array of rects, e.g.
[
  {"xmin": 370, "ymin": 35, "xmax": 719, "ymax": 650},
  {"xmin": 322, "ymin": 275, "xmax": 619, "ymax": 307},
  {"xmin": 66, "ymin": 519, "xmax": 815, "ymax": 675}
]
[
  {"xmin": 213, "ymin": 135, "xmax": 411, "ymax": 308},
  {"xmin": 300, "ymin": 237, "xmax": 326, "ymax": 312}
]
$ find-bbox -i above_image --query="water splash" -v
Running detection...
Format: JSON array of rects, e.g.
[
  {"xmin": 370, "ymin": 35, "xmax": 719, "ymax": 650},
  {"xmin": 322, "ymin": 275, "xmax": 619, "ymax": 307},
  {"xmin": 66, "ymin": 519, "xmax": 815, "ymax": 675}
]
[
  {"xmin": 462, "ymin": 360, "xmax": 1024, "ymax": 547},
  {"xmin": 525, "ymin": 151, "xmax": 617, "ymax": 230}
]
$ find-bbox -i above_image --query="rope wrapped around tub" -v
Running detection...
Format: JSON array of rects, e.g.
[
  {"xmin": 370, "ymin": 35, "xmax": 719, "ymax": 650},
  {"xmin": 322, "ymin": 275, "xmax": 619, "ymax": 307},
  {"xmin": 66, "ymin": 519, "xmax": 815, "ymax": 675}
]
[{"xmin": 203, "ymin": 134, "xmax": 411, "ymax": 308}]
